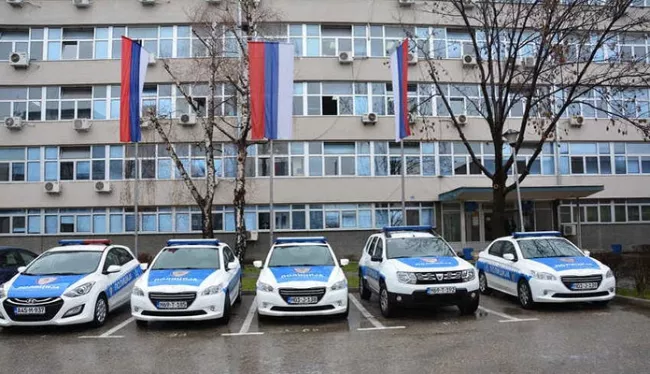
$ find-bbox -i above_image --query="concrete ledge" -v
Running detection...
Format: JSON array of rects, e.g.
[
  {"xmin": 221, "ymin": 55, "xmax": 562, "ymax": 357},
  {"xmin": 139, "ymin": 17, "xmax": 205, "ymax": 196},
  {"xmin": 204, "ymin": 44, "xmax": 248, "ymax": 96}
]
[{"xmin": 615, "ymin": 295, "xmax": 650, "ymax": 309}]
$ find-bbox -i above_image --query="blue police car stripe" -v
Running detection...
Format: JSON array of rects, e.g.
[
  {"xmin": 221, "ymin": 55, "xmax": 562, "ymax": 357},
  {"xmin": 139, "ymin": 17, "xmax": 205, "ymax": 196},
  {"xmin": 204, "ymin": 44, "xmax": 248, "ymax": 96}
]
[
  {"xmin": 476, "ymin": 260, "xmax": 531, "ymax": 283},
  {"xmin": 359, "ymin": 266, "xmax": 383, "ymax": 281},
  {"xmin": 223, "ymin": 268, "xmax": 241, "ymax": 294},
  {"xmin": 147, "ymin": 269, "xmax": 217, "ymax": 287},
  {"xmin": 530, "ymin": 257, "xmax": 599, "ymax": 271},
  {"xmin": 8, "ymin": 274, "xmax": 90, "ymax": 298},
  {"xmin": 396, "ymin": 256, "xmax": 459, "ymax": 268},
  {"xmin": 105, "ymin": 265, "xmax": 144, "ymax": 299},
  {"xmin": 269, "ymin": 266, "xmax": 334, "ymax": 283}
]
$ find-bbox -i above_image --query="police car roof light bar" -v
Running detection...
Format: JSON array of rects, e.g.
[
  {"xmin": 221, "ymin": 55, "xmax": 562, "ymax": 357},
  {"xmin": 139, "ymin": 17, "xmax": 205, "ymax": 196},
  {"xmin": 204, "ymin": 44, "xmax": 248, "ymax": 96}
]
[
  {"xmin": 382, "ymin": 225, "xmax": 435, "ymax": 233},
  {"xmin": 166, "ymin": 239, "xmax": 220, "ymax": 246},
  {"xmin": 512, "ymin": 231, "xmax": 562, "ymax": 239},
  {"xmin": 58, "ymin": 239, "xmax": 112, "ymax": 246},
  {"xmin": 274, "ymin": 237, "xmax": 327, "ymax": 244}
]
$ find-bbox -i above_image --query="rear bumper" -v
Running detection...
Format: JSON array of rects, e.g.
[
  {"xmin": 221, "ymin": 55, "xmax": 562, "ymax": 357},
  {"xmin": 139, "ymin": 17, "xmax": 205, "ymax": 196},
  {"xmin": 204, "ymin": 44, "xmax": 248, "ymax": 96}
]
[{"xmin": 388, "ymin": 289, "xmax": 479, "ymax": 307}]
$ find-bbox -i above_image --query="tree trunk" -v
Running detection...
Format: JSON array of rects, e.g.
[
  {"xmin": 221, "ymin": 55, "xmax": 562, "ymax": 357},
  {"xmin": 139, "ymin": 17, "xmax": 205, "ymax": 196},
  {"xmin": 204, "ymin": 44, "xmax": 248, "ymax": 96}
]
[
  {"xmin": 491, "ymin": 171, "xmax": 508, "ymax": 238},
  {"xmin": 201, "ymin": 205, "xmax": 214, "ymax": 239},
  {"xmin": 233, "ymin": 140, "xmax": 248, "ymax": 261}
]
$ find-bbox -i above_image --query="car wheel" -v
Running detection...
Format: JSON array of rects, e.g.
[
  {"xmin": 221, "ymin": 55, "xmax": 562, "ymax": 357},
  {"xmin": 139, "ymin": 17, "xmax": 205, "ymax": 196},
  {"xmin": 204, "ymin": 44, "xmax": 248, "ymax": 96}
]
[
  {"xmin": 338, "ymin": 299, "xmax": 350, "ymax": 319},
  {"xmin": 478, "ymin": 271, "xmax": 492, "ymax": 295},
  {"xmin": 379, "ymin": 283, "xmax": 395, "ymax": 318},
  {"xmin": 135, "ymin": 319, "xmax": 147, "ymax": 329},
  {"xmin": 359, "ymin": 272, "xmax": 371, "ymax": 300},
  {"xmin": 91, "ymin": 294, "xmax": 108, "ymax": 328},
  {"xmin": 517, "ymin": 280, "xmax": 535, "ymax": 310},
  {"xmin": 235, "ymin": 278, "xmax": 243, "ymax": 304},
  {"xmin": 458, "ymin": 295, "xmax": 480, "ymax": 315},
  {"xmin": 220, "ymin": 293, "xmax": 231, "ymax": 325}
]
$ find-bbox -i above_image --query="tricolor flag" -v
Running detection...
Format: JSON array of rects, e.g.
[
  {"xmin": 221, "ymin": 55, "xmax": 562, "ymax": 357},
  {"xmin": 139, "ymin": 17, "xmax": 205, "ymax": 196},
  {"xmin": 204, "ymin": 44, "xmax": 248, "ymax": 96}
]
[
  {"xmin": 119, "ymin": 37, "xmax": 150, "ymax": 143},
  {"xmin": 391, "ymin": 39, "xmax": 411, "ymax": 142},
  {"xmin": 248, "ymin": 41, "xmax": 294, "ymax": 140}
]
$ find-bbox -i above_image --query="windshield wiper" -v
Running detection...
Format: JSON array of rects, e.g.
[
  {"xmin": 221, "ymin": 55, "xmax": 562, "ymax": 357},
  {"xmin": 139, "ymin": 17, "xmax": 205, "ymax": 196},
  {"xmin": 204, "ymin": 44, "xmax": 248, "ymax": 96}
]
[{"xmin": 34, "ymin": 272, "xmax": 83, "ymax": 276}]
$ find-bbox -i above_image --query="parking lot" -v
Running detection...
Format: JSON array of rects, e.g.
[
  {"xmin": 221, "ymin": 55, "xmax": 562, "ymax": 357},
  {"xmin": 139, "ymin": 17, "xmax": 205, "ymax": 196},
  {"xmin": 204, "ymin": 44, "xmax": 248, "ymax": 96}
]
[{"xmin": 1, "ymin": 292, "xmax": 649, "ymax": 374}]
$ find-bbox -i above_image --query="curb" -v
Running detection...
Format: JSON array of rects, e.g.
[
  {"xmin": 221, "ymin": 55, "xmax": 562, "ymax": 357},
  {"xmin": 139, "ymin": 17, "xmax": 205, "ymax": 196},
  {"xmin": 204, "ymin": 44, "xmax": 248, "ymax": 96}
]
[{"xmin": 615, "ymin": 295, "xmax": 650, "ymax": 309}]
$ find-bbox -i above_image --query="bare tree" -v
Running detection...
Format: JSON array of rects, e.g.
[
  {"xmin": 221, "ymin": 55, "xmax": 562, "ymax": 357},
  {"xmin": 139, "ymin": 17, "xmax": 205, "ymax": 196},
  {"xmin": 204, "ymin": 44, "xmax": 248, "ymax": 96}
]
[
  {"xmin": 407, "ymin": 0, "xmax": 650, "ymax": 236},
  {"xmin": 146, "ymin": 0, "xmax": 276, "ymax": 258}
]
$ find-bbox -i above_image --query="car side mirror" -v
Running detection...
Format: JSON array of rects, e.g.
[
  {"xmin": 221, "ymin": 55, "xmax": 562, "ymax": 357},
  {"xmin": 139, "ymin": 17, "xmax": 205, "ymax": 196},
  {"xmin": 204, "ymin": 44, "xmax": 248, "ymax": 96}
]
[
  {"xmin": 140, "ymin": 263, "xmax": 148, "ymax": 271},
  {"xmin": 503, "ymin": 253, "xmax": 516, "ymax": 262},
  {"xmin": 17, "ymin": 266, "xmax": 26, "ymax": 274},
  {"xmin": 253, "ymin": 260, "xmax": 263, "ymax": 269},
  {"xmin": 105, "ymin": 265, "xmax": 122, "ymax": 274},
  {"xmin": 456, "ymin": 251, "xmax": 464, "ymax": 258},
  {"xmin": 370, "ymin": 255, "xmax": 382, "ymax": 262},
  {"xmin": 227, "ymin": 262, "xmax": 238, "ymax": 271},
  {"xmin": 340, "ymin": 259, "xmax": 350, "ymax": 267},
  {"xmin": 583, "ymin": 250, "xmax": 590, "ymax": 257}
]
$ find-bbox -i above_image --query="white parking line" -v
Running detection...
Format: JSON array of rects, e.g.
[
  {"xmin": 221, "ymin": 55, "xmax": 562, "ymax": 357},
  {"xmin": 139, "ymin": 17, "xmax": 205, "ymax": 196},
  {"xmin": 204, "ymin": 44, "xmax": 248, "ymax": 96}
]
[
  {"xmin": 221, "ymin": 296, "xmax": 264, "ymax": 337},
  {"xmin": 478, "ymin": 306, "xmax": 539, "ymax": 323},
  {"xmin": 349, "ymin": 294, "xmax": 405, "ymax": 331},
  {"xmin": 79, "ymin": 317, "xmax": 134, "ymax": 339}
]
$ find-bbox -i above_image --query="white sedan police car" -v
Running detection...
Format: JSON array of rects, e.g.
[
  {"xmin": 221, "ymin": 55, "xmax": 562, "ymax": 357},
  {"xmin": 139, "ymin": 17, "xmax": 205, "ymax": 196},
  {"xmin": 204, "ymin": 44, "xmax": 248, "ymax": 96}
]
[
  {"xmin": 131, "ymin": 239, "xmax": 241, "ymax": 326},
  {"xmin": 254, "ymin": 237, "xmax": 349, "ymax": 318},
  {"xmin": 359, "ymin": 226, "xmax": 480, "ymax": 317},
  {"xmin": 0, "ymin": 239, "xmax": 141, "ymax": 328},
  {"xmin": 476, "ymin": 231, "xmax": 616, "ymax": 309}
]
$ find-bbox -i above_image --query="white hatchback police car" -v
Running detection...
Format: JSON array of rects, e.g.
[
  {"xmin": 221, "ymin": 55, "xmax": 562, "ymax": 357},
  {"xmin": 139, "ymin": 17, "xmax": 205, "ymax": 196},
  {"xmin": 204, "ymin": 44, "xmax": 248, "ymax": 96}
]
[
  {"xmin": 476, "ymin": 231, "xmax": 616, "ymax": 309},
  {"xmin": 358, "ymin": 226, "xmax": 480, "ymax": 317},
  {"xmin": 131, "ymin": 239, "xmax": 241, "ymax": 327},
  {"xmin": 0, "ymin": 239, "xmax": 141, "ymax": 328},
  {"xmin": 254, "ymin": 237, "xmax": 349, "ymax": 318}
]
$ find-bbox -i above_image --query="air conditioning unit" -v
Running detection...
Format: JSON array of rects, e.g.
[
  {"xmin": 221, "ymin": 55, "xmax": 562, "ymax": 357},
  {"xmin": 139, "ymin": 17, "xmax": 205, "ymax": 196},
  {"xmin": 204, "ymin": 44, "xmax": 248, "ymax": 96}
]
[
  {"xmin": 94, "ymin": 181, "xmax": 112, "ymax": 193},
  {"xmin": 179, "ymin": 113, "xmax": 197, "ymax": 126},
  {"xmin": 140, "ymin": 118, "xmax": 152, "ymax": 129},
  {"xmin": 4, "ymin": 116, "xmax": 24, "ymax": 130},
  {"xmin": 246, "ymin": 230, "xmax": 259, "ymax": 241},
  {"xmin": 398, "ymin": 0, "xmax": 415, "ymax": 6},
  {"xmin": 362, "ymin": 112, "xmax": 378, "ymax": 125},
  {"xmin": 44, "ymin": 181, "xmax": 61, "ymax": 194},
  {"xmin": 148, "ymin": 53, "xmax": 156, "ymax": 65},
  {"xmin": 9, "ymin": 52, "xmax": 29, "ymax": 68},
  {"xmin": 6, "ymin": 0, "xmax": 24, "ymax": 7},
  {"xmin": 139, "ymin": 0, "xmax": 156, "ymax": 5},
  {"xmin": 408, "ymin": 112, "xmax": 417, "ymax": 125},
  {"xmin": 462, "ymin": 54, "xmax": 476, "ymax": 66},
  {"xmin": 569, "ymin": 115, "xmax": 584, "ymax": 127},
  {"xmin": 338, "ymin": 51, "xmax": 353, "ymax": 64},
  {"xmin": 562, "ymin": 223, "xmax": 577, "ymax": 236},
  {"xmin": 462, "ymin": 0, "xmax": 475, "ymax": 8},
  {"xmin": 73, "ymin": 118, "xmax": 92, "ymax": 132},
  {"xmin": 72, "ymin": 0, "xmax": 91, "ymax": 7},
  {"xmin": 407, "ymin": 52, "xmax": 418, "ymax": 65},
  {"xmin": 457, "ymin": 114, "xmax": 468, "ymax": 126},
  {"xmin": 522, "ymin": 56, "xmax": 536, "ymax": 69}
]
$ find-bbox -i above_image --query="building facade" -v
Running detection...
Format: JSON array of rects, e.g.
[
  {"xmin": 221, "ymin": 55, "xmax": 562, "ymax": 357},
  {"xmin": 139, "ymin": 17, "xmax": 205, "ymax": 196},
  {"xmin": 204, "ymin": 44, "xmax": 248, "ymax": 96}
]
[{"xmin": 1, "ymin": 0, "xmax": 649, "ymax": 259}]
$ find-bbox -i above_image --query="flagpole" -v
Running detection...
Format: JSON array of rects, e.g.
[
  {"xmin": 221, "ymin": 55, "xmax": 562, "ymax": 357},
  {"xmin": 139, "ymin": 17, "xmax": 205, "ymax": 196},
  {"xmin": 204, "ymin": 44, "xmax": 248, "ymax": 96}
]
[
  {"xmin": 134, "ymin": 142, "xmax": 140, "ymax": 257},
  {"xmin": 269, "ymin": 139, "xmax": 275, "ymax": 244},
  {"xmin": 400, "ymin": 140, "xmax": 406, "ymax": 224}
]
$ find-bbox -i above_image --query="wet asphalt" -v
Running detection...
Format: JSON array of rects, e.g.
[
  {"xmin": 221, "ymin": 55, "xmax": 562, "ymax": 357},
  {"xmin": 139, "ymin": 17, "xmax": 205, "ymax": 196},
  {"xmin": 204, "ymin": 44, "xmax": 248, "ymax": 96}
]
[{"xmin": 1, "ymin": 293, "xmax": 649, "ymax": 374}]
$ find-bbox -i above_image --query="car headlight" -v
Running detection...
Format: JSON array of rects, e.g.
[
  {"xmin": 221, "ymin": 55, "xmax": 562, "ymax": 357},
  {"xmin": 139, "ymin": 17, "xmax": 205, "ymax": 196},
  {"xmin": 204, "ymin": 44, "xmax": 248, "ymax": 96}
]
[
  {"xmin": 462, "ymin": 269, "xmax": 476, "ymax": 281},
  {"xmin": 606, "ymin": 269, "xmax": 614, "ymax": 278},
  {"xmin": 132, "ymin": 286, "xmax": 145, "ymax": 297},
  {"xmin": 63, "ymin": 282, "xmax": 95, "ymax": 298},
  {"xmin": 257, "ymin": 282, "xmax": 274, "ymax": 292},
  {"xmin": 530, "ymin": 270, "xmax": 556, "ymax": 281},
  {"xmin": 201, "ymin": 284, "xmax": 224, "ymax": 296},
  {"xmin": 396, "ymin": 272, "xmax": 417, "ymax": 284},
  {"xmin": 330, "ymin": 279, "xmax": 347, "ymax": 291}
]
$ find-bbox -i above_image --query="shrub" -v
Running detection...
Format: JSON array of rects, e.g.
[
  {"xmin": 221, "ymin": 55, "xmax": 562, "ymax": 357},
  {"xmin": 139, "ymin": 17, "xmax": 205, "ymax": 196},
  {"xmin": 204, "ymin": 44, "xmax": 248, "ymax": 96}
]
[
  {"xmin": 592, "ymin": 253, "xmax": 625, "ymax": 277},
  {"xmin": 137, "ymin": 252, "xmax": 154, "ymax": 264},
  {"xmin": 630, "ymin": 255, "xmax": 650, "ymax": 296}
]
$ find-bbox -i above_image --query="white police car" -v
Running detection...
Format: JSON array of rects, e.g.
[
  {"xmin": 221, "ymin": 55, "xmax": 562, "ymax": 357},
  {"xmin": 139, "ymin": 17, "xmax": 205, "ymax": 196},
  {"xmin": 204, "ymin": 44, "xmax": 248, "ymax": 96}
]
[
  {"xmin": 476, "ymin": 231, "xmax": 616, "ymax": 309},
  {"xmin": 358, "ymin": 226, "xmax": 480, "ymax": 317},
  {"xmin": 254, "ymin": 237, "xmax": 349, "ymax": 318},
  {"xmin": 131, "ymin": 239, "xmax": 241, "ymax": 327},
  {"xmin": 0, "ymin": 239, "xmax": 141, "ymax": 328}
]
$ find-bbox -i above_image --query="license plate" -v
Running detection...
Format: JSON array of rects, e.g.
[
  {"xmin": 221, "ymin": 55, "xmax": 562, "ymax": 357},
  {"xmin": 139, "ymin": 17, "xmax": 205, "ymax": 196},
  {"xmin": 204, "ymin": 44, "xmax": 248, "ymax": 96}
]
[
  {"xmin": 571, "ymin": 282, "xmax": 598, "ymax": 290},
  {"xmin": 14, "ymin": 306, "xmax": 46, "ymax": 315},
  {"xmin": 156, "ymin": 301, "xmax": 188, "ymax": 309},
  {"xmin": 426, "ymin": 286, "xmax": 456, "ymax": 295},
  {"xmin": 287, "ymin": 296, "xmax": 318, "ymax": 304}
]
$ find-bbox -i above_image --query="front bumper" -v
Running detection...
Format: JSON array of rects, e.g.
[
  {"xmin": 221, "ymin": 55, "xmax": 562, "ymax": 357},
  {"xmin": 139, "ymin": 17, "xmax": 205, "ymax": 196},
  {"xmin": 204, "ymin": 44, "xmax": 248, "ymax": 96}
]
[
  {"xmin": 530, "ymin": 276, "xmax": 616, "ymax": 303},
  {"xmin": 256, "ymin": 288, "xmax": 348, "ymax": 317},
  {"xmin": 388, "ymin": 289, "xmax": 480, "ymax": 307},
  {"xmin": 131, "ymin": 292, "xmax": 226, "ymax": 322},
  {"xmin": 0, "ymin": 296, "xmax": 95, "ymax": 327}
]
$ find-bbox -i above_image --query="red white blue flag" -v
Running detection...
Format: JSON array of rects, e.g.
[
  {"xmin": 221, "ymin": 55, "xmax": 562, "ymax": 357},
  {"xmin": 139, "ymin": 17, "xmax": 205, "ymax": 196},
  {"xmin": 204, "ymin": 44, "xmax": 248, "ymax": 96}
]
[
  {"xmin": 391, "ymin": 39, "xmax": 411, "ymax": 142},
  {"xmin": 248, "ymin": 41, "xmax": 294, "ymax": 140},
  {"xmin": 119, "ymin": 37, "xmax": 150, "ymax": 143}
]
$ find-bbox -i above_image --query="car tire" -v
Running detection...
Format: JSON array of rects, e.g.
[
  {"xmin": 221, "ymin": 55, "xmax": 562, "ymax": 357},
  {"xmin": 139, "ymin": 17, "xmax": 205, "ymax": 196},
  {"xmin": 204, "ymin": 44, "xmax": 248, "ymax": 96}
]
[
  {"xmin": 517, "ymin": 280, "xmax": 535, "ymax": 310},
  {"xmin": 135, "ymin": 319, "xmax": 147, "ymax": 329},
  {"xmin": 359, "ymin": 272, "xmax": 371, "ymax": 300},
  {"xmin": 235, "ymin": 278, "xmax": 243, "ymax": 304},
  {"xmin": 458, "ymin": 295, "xmax": 480, "ymax": 315},
  {"xmin": 338, "ymin": 299, "xmax": 350, "ymax": 319},
  {"xmin": 220, "ymin": 293, "xmax": 231, "ymax": 325},
  {"xmin": 478, "ymin": 271, "xmax": 492, "ymax": 295},
  {"xmin": 91, "ymin": 294, "xmax": 109, "ymax": 328},
  {"xmin": 379, "ymin": 283, "xmax": 395, "ymax": 318}
]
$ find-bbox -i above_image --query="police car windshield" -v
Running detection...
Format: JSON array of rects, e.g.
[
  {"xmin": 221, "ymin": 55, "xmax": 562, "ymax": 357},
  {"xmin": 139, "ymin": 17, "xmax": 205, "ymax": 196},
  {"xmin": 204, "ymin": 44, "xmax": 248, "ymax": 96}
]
[
  {"xmin": 386, "ymin": 237, "xmax": 455, "ymax": 259},
  {"xmin": 23, "ymin": 251, "xmax": 102, "ymax": 276},
  {"xmin": 268, "ymin": 245, "xmax": 335, "ymax": 267},
  {"xmin": 518, "ymin": 238, "xmax": 584, "ymax": 259},
  {"xmin": 151, "ymin": 247, "xmax": 220, "ymax": 270}
]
